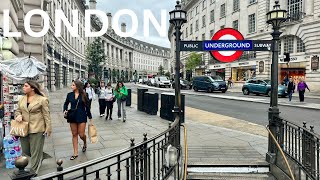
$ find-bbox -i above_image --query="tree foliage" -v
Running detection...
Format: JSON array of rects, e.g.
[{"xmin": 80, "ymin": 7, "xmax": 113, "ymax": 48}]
[
  {"xmin": 185, "ymin": 52, "xmax": 202, "ymax": 71},
  {"xmin": 86, "ymin": 37, "xmax": 106, "ymax": 80},
  {"xmin": 164, "ymin": 71, "xmax": 171, "ymax": 78},
  {"xmin": 158, "ymin": 65, "xmax": 165, "ymax": 76}
]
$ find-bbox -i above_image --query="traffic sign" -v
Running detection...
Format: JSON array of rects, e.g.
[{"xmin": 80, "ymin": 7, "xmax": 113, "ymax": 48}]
[{"xmin": 211, "ymin": 28, "xmax": 244, "ymax": 63}]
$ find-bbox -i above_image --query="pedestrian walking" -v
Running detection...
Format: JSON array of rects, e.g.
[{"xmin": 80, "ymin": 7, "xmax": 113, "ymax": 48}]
[
  {"xmin": 105, "ymin": 83, "xmax": 115, "ymax": 120},
  {"xmin": 15, "ymin": 81, "xmax": 51, "ymax": 174},
  {"xmin": 114, "ymin": 81, "xmax": 128, "ymax": 122},
  {"xmin": 297, "ymin": 78, "xmax": 310, "ymax": 102},
  {"xmin": 64, "ymin": 80, "xmax": 93, "ymax": 160},
  {"xmin": 97, "ymin": 81, "xmax": 107, "ymax": 117},
  {"xmin": 287, "ymin": 77, "xmax": 295, "ymax": 102},
  {"xmin": 227, "ymin": 77, "xmax": 233, "ymax": 88},
  {"xmin": 84, "ymin": 82, "xmax": 95, "ymax": 110}
]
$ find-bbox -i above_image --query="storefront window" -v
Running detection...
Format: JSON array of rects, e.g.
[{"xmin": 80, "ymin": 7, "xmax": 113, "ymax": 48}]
[{"xmin": 231, "ymin": 66, "xmax": 256, "ymax": 81}]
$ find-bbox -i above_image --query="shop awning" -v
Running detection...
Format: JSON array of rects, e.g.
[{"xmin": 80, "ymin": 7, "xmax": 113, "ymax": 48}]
[{"xmin": 0, "ymin": 56, "xmax": 46, "ymax": 81}]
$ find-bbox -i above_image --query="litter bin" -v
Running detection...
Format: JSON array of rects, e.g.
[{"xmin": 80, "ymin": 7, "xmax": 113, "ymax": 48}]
[
  {"xmin": 143, "ymin": 92, "xmax": 158, "ymax": 115},
  {"xmin": 126, "ymin": 89, "xmax": 131, "ymax": 106},
  {"xmin": 137, "ymin": 88, "xmax": 148, "ymax": 111},
  {"xmin": 160, "ymin": 93, "xmax": 185, "ymax": 123}
]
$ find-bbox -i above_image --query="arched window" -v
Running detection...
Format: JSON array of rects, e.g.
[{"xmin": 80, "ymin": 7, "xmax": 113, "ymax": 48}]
[{"xmin": 279, "ymin": 35, "xmax": 306, "ymax": 54}]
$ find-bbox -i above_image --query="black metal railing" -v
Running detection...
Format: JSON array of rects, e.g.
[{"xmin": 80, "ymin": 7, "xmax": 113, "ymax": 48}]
[
  {"xmin": 276, "ymin": 117, "xmax": 320, "ymax": 179},
  {"xmin": 286, "ymin": 11, "xmax": 305, "ymax": 23},
  {"xmin": 32, "ymin": 118, "xmax": 181, "ymax": 180}
]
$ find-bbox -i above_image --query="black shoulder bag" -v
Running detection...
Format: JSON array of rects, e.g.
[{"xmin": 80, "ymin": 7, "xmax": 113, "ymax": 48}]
[{"xmin": 64, "ymin": 99, "xmax": 79, "ymax": 122}]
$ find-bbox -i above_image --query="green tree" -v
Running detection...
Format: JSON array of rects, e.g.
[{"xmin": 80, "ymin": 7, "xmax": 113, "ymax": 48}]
[
  {"xmin": 185, "ymin": 52, "xmax": 202, "ymax": 71},
  {"xmin": 158, "ymin": 65, "xmax": 165, "ymax": 76},
  {"xmin": 86, "ymin": 37, "xmax": 106, "ymax": 80},
  {"xmin": 164, "ymin": 71, "xmax": 171, "ymax": 78}
]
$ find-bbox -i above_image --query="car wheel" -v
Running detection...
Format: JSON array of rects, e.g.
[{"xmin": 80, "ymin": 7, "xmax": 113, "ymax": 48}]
[
  {"xmin": 193, "ymin": 86, "xmax": 198, "ymax": 92},
  {"xmin": 222, "ymin": 90, "xmax": 227, "ymax": 93},
  {"xmin": 172, "ymin": 84, "xmax": 175, "ymax": 89},
  {"xmin": 281, "ymin": 95, "xmax": 286, "ymax": 98},
  {"xmin": 207, "ymin": 87, "xmax": 213, "ymax": 93},
  {"xmin": 243, "ymin": 88, "xmax": 250, "ymax": 95}
]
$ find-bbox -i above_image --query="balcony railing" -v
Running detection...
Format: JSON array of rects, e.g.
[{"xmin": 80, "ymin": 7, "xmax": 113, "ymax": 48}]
[{"xmin": 286, "ymin": 11, "xmax": 305, "ymax": 23}]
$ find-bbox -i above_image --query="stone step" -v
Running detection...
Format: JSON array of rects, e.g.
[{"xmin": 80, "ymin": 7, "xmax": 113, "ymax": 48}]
[{"xmin": 186, "ymin": 173, "xmax": 276, "ymax": 180}]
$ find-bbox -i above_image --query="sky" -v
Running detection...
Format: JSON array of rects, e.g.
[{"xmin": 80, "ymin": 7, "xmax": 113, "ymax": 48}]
[{"xmin": 93, "ymin": 0, "xmax": 176, "ymax": 48}]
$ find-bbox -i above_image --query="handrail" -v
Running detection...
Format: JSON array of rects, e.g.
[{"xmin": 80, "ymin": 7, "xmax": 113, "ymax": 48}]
[
  {"xmin": 266, "ymin": 125, "xmax": 295, "ymax": 180},
  {"xmin": 279, "ymin": 117, "xmax": 320, "ymax": 139},
  {"xmin": 33, "ymin": 118, "xmax": 181, "ymax": 179},
  {"xmin": 182, "ymin": 124, "xmax": 188, "ymax": 180}
]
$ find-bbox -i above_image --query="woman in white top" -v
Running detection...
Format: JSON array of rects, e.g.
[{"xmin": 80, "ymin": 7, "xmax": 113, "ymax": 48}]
[
  {"xmin": 84, "ymin": 82, "xmax": 95, "ymax": 110},
  {"xmin": 105, "ymin": 82, "xmax": 115, "ymax": 120},
  {"xmin": 98, "ymin": 81, "xmax": 107, "ymax": 117}
]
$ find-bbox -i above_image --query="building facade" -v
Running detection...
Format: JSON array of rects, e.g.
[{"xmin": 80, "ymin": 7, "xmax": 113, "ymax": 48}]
[
  {"xmin": 1, "ymin": 0, "xmax": 170, "ymax": 91},
  {"xmin": 169, "ymin": 0, "xmax": 320, "ymax": 90}
]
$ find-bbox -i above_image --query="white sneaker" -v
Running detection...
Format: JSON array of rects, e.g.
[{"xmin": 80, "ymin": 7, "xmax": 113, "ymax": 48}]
[
  {"xmin": 123, "ymin": 118, "xmax": 126, "ymax": 122},
  {"xmin": 100, "ymin": 114, "xmax": 103, "ymax": 117},
  {"xmin": 118, "ymin": 117, "xmax": 121, "ymax": 120}
]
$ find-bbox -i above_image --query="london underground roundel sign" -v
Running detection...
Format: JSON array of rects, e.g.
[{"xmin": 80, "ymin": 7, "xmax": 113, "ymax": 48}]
[{"xmin": 211, "ymin": 28, "xmax": 244, "ymax": 63}]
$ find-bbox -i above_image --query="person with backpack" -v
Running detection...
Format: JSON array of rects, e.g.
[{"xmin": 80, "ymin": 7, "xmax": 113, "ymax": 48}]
[
  {"xmin": 114, "ymin": 81, "xmax": 128, "ymax": 122},
  {"xmin": 97, "ymin": 81, "xmax": 107, "ymax": 117},
  {"xmin": 105, "ymin": 83, "xmax": 115, "ymax": 120},
  {"xmin": 84, "ymin": 82, "xmax": 95, "ymax": 110},
  {"xmin": 297, "ymin": 78, "xmax": 310, "ymax": 102},
  {"xmin": 287, "ymin": 77, "xmax": 295, "ymax": 102}
]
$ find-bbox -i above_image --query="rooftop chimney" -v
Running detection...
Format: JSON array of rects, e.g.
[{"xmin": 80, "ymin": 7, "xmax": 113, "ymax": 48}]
[
  {"xmin": 107, "ymin": 13, "xmax": 112, "ymax": 29},
  {"xmin": 121, "ymin": 23, "xmax": 126, "ymax": 33},
  {"xmin": 89, "ymin": 0, "xmax": 97, "ymax": 9}
]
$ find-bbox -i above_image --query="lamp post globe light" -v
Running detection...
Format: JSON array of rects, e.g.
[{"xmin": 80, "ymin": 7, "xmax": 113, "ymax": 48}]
[
  {"xmin": 169, "ymin": 1, "xmax": 187, "ymax": 147},
  {"xmin": 266, "ymin": 0, "xmax": 287, "ymax": 163}
]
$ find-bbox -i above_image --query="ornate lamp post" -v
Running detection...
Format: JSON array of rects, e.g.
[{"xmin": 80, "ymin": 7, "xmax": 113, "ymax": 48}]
[
  {"xmin": 169, "ymin": 1, "xmax": 187, "ymax": 146},
  {"xmin": 266, "ymin": 0, "xmax": 287, "ymax": 162}
]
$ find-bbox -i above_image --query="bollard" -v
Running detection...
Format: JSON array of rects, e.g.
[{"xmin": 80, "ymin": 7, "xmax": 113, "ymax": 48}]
[
  {"xmin": 137, "ymin": 89, "xmax": 148, "ymax": 111},
  {"xmin": 126, "ymin": 89, "xmax": 132, "ymax": 106},
  {"xmin": 10, "ymin": 156, "xmax": 36, "ymax": 180}
]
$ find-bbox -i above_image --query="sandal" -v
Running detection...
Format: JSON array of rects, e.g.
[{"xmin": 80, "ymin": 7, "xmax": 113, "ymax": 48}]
[
  {"xmin": 70, "ymin": 155, "xmax": 78, "ymax": 160},
  {"xmin": 82, "ymin": 146, "xmax": 87, "ymax": 152}
]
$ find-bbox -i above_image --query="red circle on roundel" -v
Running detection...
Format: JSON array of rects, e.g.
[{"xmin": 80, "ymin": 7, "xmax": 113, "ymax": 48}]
[{"xmin": 211, "ymin": 28, "xmax": 244, "ymax": 63}]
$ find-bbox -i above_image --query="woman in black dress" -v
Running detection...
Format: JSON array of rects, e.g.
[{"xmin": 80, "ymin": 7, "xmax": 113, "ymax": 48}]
[{"xmin": 64, "ymin": 80, "xmax": 93, "ymax": 160}]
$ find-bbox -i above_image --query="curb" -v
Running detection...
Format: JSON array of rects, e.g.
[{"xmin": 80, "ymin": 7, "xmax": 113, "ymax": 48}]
[{"xmin": 133, "ymin": 84, "xmax": 320, "ymax": 110}]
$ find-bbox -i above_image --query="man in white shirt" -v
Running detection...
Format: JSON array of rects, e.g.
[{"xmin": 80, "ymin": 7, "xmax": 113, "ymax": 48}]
[{"xmin": 85, "ymin": 82, "xmax": 95, "ymax": 110}]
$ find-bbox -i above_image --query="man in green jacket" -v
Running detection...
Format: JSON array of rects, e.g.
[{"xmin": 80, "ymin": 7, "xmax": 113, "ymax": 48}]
[{"xmin": 114, "ymin": 82, "xmax": 128, "ymax": 122}]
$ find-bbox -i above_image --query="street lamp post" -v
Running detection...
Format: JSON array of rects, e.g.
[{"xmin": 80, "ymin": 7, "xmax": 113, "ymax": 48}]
[
  {"xmin": 169, "ymin": 1, "xmax": 187, "ymax": 147},
  {"xmin": 266, "ymin": 0, "xmax": 287, "ymax": 163}
]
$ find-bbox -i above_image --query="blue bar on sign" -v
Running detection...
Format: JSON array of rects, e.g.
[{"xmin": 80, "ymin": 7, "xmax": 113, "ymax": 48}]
[{"xmin": 203, "ymin": 40, "xmax": 253, "ymax": 51}]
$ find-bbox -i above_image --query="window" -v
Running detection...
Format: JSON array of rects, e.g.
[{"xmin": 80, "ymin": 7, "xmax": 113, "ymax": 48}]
[
  {"xmin": 202, "ymin": 15, "xmax": 206, "ymax": 27},
  {"xmin": 278, "ymin": 41, "xmax": 282, "ymax": 55},
  {"xmin": 202, "ymin": 33, "xmax": 205, "ymax": 40},
  {"xmin": 196, "ymin": 6, "xmax": 199, "ymax": 14},
  {"xmin": 284, "ymin": 36, "xmax": 294, "ymax": 53},
  {"xmin": 202, "ymin": 0, "xmax": 206, "ymax": 9},
  {"xmin": 190, "ymin": 10, "xmax": 193, "ymax": 19},
  {"xmin": 195, "ymin": 20, "xmax": 199, "ymax": 31},
  {"xmin": 249, "ymin": 0, "xmax": 256, "ymax": 5},
  {"xmin": 195, "ymin": 37, "xmax": 198, "ymax": 40},
  {"xmin": 210, "ymin": 30, "xmax": 214, "ymax": 37},
  {"xmin": 297, "ymin": 37, "xmax": 305, "ymax": 53},
  {"xmin": 185, "ymin": 27, "xmax": 188, "ymax": 37},
  {"xmin": 248, "ymin": 13, "xmax": 256, "ymax": 33},
  {"xmin": 220, "ymin": 25, "xmax": 225, "ymax": 29},
  {"xmin": 287, "ymin": 0, "xmax": 303, "ymax": 21},
  {"xmin": 220, "ymin": 4, "xmax": 226, "ymax": 18},
  {"xmin": 232, "ymin": 20, "xmax": 239, "ymax": 30},
  {"xmin": 233, "ymin": 0, "xmax": 240, "ymax": 12},
  {"xmin": 210, "ymin": 10, "xmax": 215, "ymax": 23},
  {"xmin": 190, "ymin": 24, "xmax": 193, "ymax": 35}
]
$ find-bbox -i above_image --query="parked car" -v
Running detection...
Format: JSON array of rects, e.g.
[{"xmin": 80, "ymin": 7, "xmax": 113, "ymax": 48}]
[
  {"xmin": 242, "ymin": 79, "xmax": 288, "ymax": 97},
  {"xmin": 172, "ymin": 79, "xmax": 192, "ymax": 89},
  {"xmin": 155, "ymin": 76, "xmax": 171, "ymax": 88},
  {"xmin": 192, "ymin": 76, "xmax": 227, "ymax": 93},
  {"xmin": 147, "ymin": 78, "xmax": 156, "ymax": 86}
]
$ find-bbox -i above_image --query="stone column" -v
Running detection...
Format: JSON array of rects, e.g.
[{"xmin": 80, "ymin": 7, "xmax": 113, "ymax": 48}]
[
  {"xmin": 73, "ymin": 56, "xmax": 76, "ymax": 80},
  {"xmin": 66, "ymin": 52, "xmax": 70, "ymax": 86},
  {"xmin": 51, "ymin": 48, "xmax": 56, "ymax": 91},
  {"xmin": 80, "ymin": 59, "xmax": 82, "ymax": 78},
  {"xmin": 59, "ymin": 48, "xmax": 63, "ymax": 89}
]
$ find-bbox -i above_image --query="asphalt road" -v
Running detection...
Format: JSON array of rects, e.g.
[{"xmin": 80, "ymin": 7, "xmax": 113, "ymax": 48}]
[{"xmin": 126, "ymin": 83, "xmax": 320, "ymax": 134}]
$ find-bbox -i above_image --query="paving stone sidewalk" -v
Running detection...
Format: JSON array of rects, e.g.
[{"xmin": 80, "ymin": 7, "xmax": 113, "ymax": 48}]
[{"xmin": 1, "ymin": 88, "xmax": 268, "ymax": 179}]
